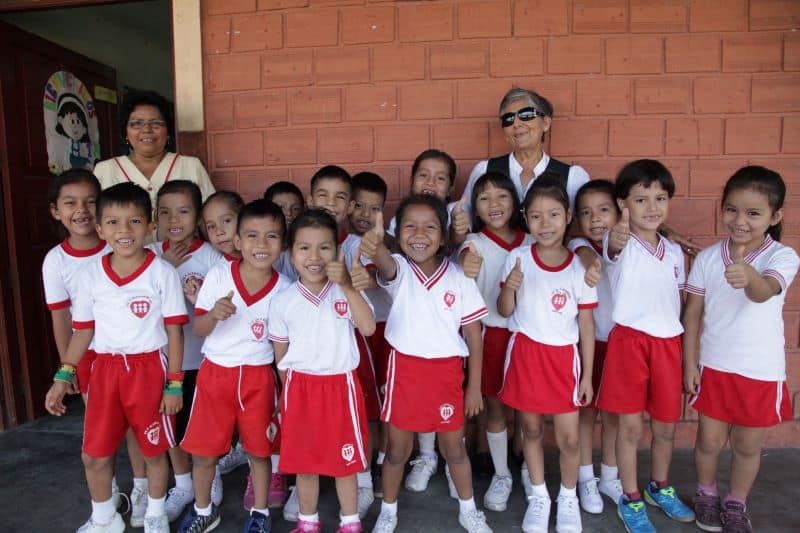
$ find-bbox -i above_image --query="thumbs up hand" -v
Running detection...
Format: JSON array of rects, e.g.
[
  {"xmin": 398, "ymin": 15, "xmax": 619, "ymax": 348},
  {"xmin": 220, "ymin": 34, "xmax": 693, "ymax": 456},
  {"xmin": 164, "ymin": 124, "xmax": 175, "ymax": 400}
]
[
  {"xmin": 451, "ymin": 199, "xmax": 470, "ymax": 237},
  {"xmin": 724, "ymin": 243, "xmax": 754, "ymax": 289},
  {"xmin": 211, "ymin": 290, "xmax": 236, "ymax": 321},
  {"xmin": 349, "ymin": 250, "xmax": 372, "ymax": 291},
  {"xmin": 327, "ymin": 247, "xmax": 351, "ymax": 287},
  {"xmin": 609, "ymin": 207, "xmax": 631, "ymax": 254},
  {"xmin": 584, "ymin": 257, "xmax": 602, "ymax": 288},
  {"xmin": 359, "ymin": 211, "xmax": 385, "ymax": 259},
  {"xmin": 505, "ymin": 256, "xmax": 524, "ymax": 291},
  {"xmin": 461, "ymin": 242, "xmax": 483, "ymax": 279}
]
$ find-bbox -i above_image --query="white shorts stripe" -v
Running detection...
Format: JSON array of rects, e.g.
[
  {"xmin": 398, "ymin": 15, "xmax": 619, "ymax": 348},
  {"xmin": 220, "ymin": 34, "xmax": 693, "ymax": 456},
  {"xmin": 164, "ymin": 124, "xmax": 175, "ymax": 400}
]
[
  {"xmin": 381, "ymin": 349, "xmax": 397, "ymax": 422},
  {"xmin": 497, "ymin": 332, "xmax": 517, "ymax": 396},
  {"xmin": 346, "ymin": 372, "xmax": 368, "ymax": 470},
  {"xmin": 571, "ymin": 344, "xmax": 581, "ymax": 407}
]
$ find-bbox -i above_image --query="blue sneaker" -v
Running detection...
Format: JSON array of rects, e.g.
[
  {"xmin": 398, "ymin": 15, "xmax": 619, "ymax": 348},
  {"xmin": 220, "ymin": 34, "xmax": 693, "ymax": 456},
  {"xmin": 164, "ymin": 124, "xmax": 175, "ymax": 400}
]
[
  {"xmin": 177, "ymin": 504, "xmax": 220, "ymax": 533},
  {"xmin": 243, "ymin": 510, "xmax": 271, "ymax": 533},
  {"xmin": 644, "ymin": 483, "xmax": 696, "ymax": 523},
  {"xmin": 618, "ymin": 496, "xmax": 656, "ymax": 533}
]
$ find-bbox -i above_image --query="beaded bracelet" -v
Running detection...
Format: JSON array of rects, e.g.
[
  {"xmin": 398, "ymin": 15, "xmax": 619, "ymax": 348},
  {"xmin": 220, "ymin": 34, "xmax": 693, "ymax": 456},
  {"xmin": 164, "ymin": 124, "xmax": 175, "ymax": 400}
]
[
  {"xmin": 53, "ymin": 363, "xmax": 77, "ymax": 384},
  {"xmin": 164, "ymin": 379, "xmax": 183, "ymax": 396},
  {"xmin": 167, "ymin": 371, "xmax": 185, "ymax": 381}
]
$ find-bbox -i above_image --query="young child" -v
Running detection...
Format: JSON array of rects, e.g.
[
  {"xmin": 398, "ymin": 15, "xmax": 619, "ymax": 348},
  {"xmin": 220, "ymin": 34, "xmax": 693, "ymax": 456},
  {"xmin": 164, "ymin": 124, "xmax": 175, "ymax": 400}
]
[
  {"xmin": 683, "ymin": 166, "xmax": 798, "ymax": 533},
  {"xmin": 202, "ymin": 190, "xmax": 245, "ymax": 262},
  {"xmin": 148, "ymin": 180, "xmax": 222, "ymax": 522},
  {"xmin": 568, "ymin": 180, "xmax": 624, "ymax": 514},
  {"xmin": 268, "ymin": 208, "xmax": 375, "ymax": 533},
  {"xmin": 360, "ymin": 195, "xmax": 492, "ymax": 533},
  {"xmin": 458, "ymin": 171, "xmax": 533, "ymax": 513},
  {"xmin": 496, "ymin": 177, "xmax": 597, "ymax": 533},
  {"xmin": 45, "ymin": 182, "xmax": 187, "ymax": 533},
  {"xmin": 596, "ymin": 159, "xmax": 695, "ymax": 532},
  {"xmin": 264, "ymin": 181, "xmax": 305, "ymax": 227},
  {"xmin": 179, "ymin": 200, "xmax": 291, "ymax": 533}
]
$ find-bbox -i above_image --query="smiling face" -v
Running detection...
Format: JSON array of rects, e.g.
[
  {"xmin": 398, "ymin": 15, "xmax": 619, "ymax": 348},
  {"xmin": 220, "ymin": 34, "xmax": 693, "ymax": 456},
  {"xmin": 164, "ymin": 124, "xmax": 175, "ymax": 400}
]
[
  {"xmin": 126, "ymin": 104, "xmax": 168, "ymax": 158},
  {"xmin": 96, "ymin": 202, "xmax": 153, "ymax": 260},
  {"xmin": 525, "ymin": 195, "xmax": 570, "ymax": 249},
  {"xmin": 397, "ymin": 204, "xmax": 444, "ymax": 270},
  {"xmin": 576, "ymin": 191, "xmax": 619, "ymax": 245},
  {"xmin": 290, "ymin": 225, "xmax": 337, "ymax": 287},
  {"xmin": 271, "ymin": 191, "xmax": 304, "ymax": 226},
  {"xmin": 58, "ymin": 112, "xmax": 87, "ymax": 141},
  {"xmin": 618, "ymin": 182, "xmax": 669, "ymax": 236},
  {"xmin": 51, "ymin": 181, "xmax": 98, "ymax": 238},
  {"xmin": 411, "ymin": 157, "xmax": 452, "ymax": 201},
  {"xmin": 202, "ymin": 198, "xmax": 238, "ymax": 256},
  {"xmin": 234, "ymin": 215, "xmax": 283, "ymax": 272},
  {"xmin": 474, "ymin": 182, "xmax": 515, "ymax": 233},
  {"xmin": 349, "ymin": 189, "xmax": 385, "ymax": 236},
  {"xmin": 721, "ymin": 187, "xmax": 782, "ymax": 252},
  {"xmin": 156, "ymin": 192, "xmax": 197, "ymax": 245},
  {"xmin": 308, "ymin": 177, "xmax": 352, "ymax": 227},
  {"xmin": 500, "ymin": 99, "xmax": 551, "ymax": 153}
]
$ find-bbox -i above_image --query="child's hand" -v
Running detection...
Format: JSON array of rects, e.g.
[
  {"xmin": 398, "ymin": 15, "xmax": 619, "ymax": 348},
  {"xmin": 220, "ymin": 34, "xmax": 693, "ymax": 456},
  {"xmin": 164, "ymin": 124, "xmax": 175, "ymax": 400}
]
[
  {"xmin": 349, "ymin": 251, "xmax": 371, "ymax": 292},
  {"xmin": 327, "ymin": 248, "xmax": 351, "ymax": 287},
  {"xmin": 609, "ymin": 208, "xmax": 631, "ymax": 253},
  {"xmin": 183, "ymin": 276, "xmax": 202, "ymax": 305},
  {"xmin": 683, "ymin": 365, "xmax": 701, "ymax": 395},
  {"xmin": 45, "ymin": 380, "xmax": 70, "ymax": 416},
  {"xmin": 464, "ymin": 385, "xmax": 483, "ymax": 418},
  {"xmin": 163, "ymin": 241, "xmax": 190, "ymax": 267},
  {"xmin": 725, "ymin": 245, "xmax": 756, "ymax": 289},
  {"xmin": 211, "ymin": 291, "xmax": 236, "ymax": 321},
  {"xmin": 450, "ymin": 200, "xmax": 470, "ymax": 237},
  {"xmin": 359, "ymin": 212, "xmax": 384, "ymax": 259},
  {"xmin": 661, "ymin": 224, "xmax": 700, "ymax": 256},
  {"xmin": 578, "ymin": 377, "xmax": 593, "ymax": 407},
  {"xmin": 461, "ymin": 242, "xmax": 483, "ymax": 279},
  {"xmin": 160, "ymin": 393, "xmax": 183, "ymax": 416},
  {"xmin": 584, "ymin": 258, "xmax": 602, "ymax": 288},
  {"xmin": 504, "ymin": 257, "xmax": 524, "ymax": 290}
]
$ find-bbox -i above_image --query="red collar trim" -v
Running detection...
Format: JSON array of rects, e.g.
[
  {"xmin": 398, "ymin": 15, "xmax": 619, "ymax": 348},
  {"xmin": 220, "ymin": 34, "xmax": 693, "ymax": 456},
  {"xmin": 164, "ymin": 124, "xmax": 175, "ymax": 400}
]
[
  {"xmin": 102, "ymin": 249, "xmax": 156, "ymax": 286},
  {"xmin": 296, "ymin": 280, "xmax": 334, "ymax": 307},
  {"xmin": 480, "ymin": 227, "xmax": 526, "ymax": 251},
  {"xmin": 114, "ymin": 157, "xmax": 132, "ymax": 182},
  {"xmin": 232, "ymin": 260, "xmax": 280, "ymax": 306},
  {"xmin": 631, "ymin": 232, "xmax": 666, "ymax": 260},
  {"xmin": 61, "ymin": 239, "xmax": 106, "ymax": 258},
  {"xmin": 223, "ymin": 253, "xmax": 238, "ymax": 262},
  {"xmin": 113, "ymin": 153, "xmax": 179, "ymax": 185},
  {"xmin": 721, "ymin": 235, "xmax": 773, "ymax": 267},
  {"xmin": 531, "ymin": 245, "xmax": 573, "ymax": 272},
  {"xmin": 162, "ymin": 237, "xmax": 204, "ymax": 254},
  {"xmin": 409, "ymin": 257, "xmax": 449, "ymax": 290}
]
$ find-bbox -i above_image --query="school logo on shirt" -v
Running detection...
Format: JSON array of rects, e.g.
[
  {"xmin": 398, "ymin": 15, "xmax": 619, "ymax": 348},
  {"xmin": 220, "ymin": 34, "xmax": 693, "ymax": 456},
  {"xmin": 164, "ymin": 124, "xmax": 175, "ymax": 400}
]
[
  {"xmin": 443, "ymin": 291, "xmax": 456, "ymax": 309},
  {"xmin": 439, "ymin": 403, "xmax": 455, "ymax": 422},
  {"xmin": 250, "ymin": 319, "xmax": 266, "ymax": 340},
  {"xmin": 550, "ymin": 289, "xmax": 568, "ymax": 312},
  {"xmin": 144, "ymin": 421, "xmax": 161, "ymax": 445},
  {"xmin": 341, "ymin": 443, "xmax": 355, "ymax": 464},
  {"xmin": 128, "ymin": 296, "xmax": 152, "ymax": 319},
  {"xmin": 334, "ymin": 299, "xmax": 349, "ymax": 317}
]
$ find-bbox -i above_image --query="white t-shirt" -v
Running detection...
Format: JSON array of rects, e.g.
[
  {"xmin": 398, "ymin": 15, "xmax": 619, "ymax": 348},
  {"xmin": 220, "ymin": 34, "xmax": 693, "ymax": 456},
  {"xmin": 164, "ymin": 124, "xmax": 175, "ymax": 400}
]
[
  {"xmin": 268, "ymin": 281, "xmax": 370, "ymax": 375},
  {"xmin": 71, "ymin": 251, "xmax": 189, "ymax": 354},
  {"xmin": 503, "ymin": 245, "xmax": 598, "ymax": 346},
  {"xmin": 379, "ymin": 254, "xmax": 487, "ymax": 358},
  {"xmin": 603, "ymin": 232, "xmax": 686, "ymax": 338},
  {"xmin": 195, "ymin": 261, "xmax": 290, "ymax": 368},
  {"xmin": 568, "ymin": 238, "xmax": 614, "ymax": 342},
  {"xmin": 342, "ymin": 233, "xmax": 392, "ymax": 322},
  {"xmin": 686, "ymin": 237, "xmax": 799, "ymax": 381},
  {"xmin": 459, "ymin": 229, "xmax": 534, "ymax": 328}
]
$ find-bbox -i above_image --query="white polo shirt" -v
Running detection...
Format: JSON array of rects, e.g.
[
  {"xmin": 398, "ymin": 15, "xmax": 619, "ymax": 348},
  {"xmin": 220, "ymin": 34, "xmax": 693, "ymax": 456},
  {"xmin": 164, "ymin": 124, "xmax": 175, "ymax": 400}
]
[
  {"xmin": 686, "ymin": 236, "xmax": 799, "ymax": 381},
  {"xmin": 568, "ymin": 238, "xmax": 614, "ymax": 342},
  {"xmin": 379, "ymin": 254, "xmax": 488, "ymax": 358},
  {"xmin": 503, "ymin": 245, "xmax": 598, "ymax": 346},
  {"xmin": 342, "ymin": 233, "xmax": 392, "ymax": 322},
  {"xmin": 195, "ymin": 261, "xmax": 290, "ymax": 368},
  {"xmin": 42, "ymin": 239, "xmax": 111, "ymax": 312}
]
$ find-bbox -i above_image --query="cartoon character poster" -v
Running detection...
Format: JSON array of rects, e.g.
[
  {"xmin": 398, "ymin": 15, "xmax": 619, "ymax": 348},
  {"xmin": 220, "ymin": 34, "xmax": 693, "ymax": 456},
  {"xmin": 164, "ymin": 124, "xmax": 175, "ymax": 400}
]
[{"xmin": 43, "ymin": 71, "xmax": 100, "ymax": 175}]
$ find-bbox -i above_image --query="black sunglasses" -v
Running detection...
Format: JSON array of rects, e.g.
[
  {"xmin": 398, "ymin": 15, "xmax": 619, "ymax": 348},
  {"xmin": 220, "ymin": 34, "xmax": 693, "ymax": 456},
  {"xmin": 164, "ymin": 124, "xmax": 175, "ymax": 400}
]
[{"xmin": 500, "ymin": 107, "xmax": 545, "ymax": 128}]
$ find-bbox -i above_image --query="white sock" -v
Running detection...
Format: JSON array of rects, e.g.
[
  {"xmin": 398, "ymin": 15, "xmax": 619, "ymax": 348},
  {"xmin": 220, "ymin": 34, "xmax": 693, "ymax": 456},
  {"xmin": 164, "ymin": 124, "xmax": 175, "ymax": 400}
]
[
  {"xmin": 377, "ymin": 451, "xmax": 386, "ymax": 465},
  {"xmin": 357, "ymin": 470, "xmax": 373, "ymax": 489},
  {"xmin": 531, "ymin": 483, "xmax": 549, "ymax": 499},
  {"xmin": 486, "ymin": 430, "xmax": 510, "ymax": 477},
  {"xmin": 91, "ymin": 497, "xmax": 116, "ymax": 524},
  {"xmin": 458, "ymin": 497, "xmax": 477, "ymax": 515},
  {"xmin": 578, "ymin": 464, "xmax": 595, "ymax": 483},
  {"xmin": 133, "ymin": 477, "xmax": 148, "ymax": 491},
  {"xmin": 271, "ymin": 454, "xmax": 280, "ymax": 473},
  {"xmin": 251, "ymin": 507, "xmax": 269, "ymax": 516},
  {"xmin": 600, "ymin": 463, "xmax": 618, "ymax": 481},
  {"xmin": 340, "ymin": 513, "xmax": 360, "ymax": 525},
  {"xmin": 145, "ymin": 495, "xmax": 165, "ymax": 517},
  {"xmin": 175, "ymin": 472, "xmax": 193, "ymax": 491},
  {"xmin": 559, "ymin": 484, "xmax": 577, "ymax": 498},
  {"xmin": 298, "ymin": 512, "xmax": 319, "ymax": 522},
  {"xmin": 381, "ymin": 500, "xmax": 398, "ymax": 515},
  {"xmin": 418, "ymin": 432, "xmax": 436, "ymax": 458},
  {"xmin": 195, "ymin": 503, "xmax": 212, "ymax": 517}
]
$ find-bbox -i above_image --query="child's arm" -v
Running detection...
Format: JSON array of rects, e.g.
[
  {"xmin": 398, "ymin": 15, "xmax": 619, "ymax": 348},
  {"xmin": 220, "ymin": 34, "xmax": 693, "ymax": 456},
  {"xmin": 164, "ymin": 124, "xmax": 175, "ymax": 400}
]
[
  {"xmin": 725, "ymin": 244, "xmax": 782, "ymax": 302},
  {"xmin": 329, "ymin": 248, "xmax": 377, "ymax": 336},
  {"xmin": 577, "ymin": 308, "xmax": 595, "ymax": 406},
  {"xmin": 359, "ymin": 212, "xmax": 397, "ymax": 281},
  {"xmin": 273, "ymin": 341, "xmax": 288, "ymax": 414},
  {"xmin": 194, "ymin": 291, "xmax": 236, "ymax": 337},
  {"xmin": 660, "ymin": 224, "xmax": 700, "ymax": 256},
  {"xmin": 161, "ymin": 324, "xmax": 185, "ymax": 416},
  {"xmin": 50, "ymin": 308, "xmax": 73, "ymax": 361},
  {"xmin": 462, "ymin": 320, "xmax": 484, "ymax": 417},
  {"xmin": 606, "ymin": 208, "xmax": 630, "ymax": 259},
  {"xmin": 44, "ymin": 328, "xmax": 94, "ymax": 415},
  {"xmin": 574, "ymin": 247, "xmax": 602, "ymax": 288},
  {"xmin": 497, "ymin": 257, "xmax": 523, "ymax": 317},
  {"xmin": 681, "ymin": 293, "xmax": 704, "ymax": 394}
]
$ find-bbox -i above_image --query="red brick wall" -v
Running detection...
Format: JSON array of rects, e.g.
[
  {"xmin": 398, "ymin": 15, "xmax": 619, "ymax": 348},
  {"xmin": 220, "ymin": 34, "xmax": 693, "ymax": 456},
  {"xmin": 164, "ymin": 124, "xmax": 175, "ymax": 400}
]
[{"xmin": 197, "ymin": 0, "xmax": 800, "ymax": 447}]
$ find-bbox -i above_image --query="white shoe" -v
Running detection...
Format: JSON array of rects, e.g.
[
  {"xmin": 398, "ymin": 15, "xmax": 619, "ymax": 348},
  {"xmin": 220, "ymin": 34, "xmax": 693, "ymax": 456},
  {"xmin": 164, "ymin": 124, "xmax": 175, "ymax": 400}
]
[
  {"xmin": 522, "ymin": 494, "xmax": 551, "ymax": 533},
  {"xmin": 283, "ymin": 485, "xmax": 299, "ymax": 522},
  {"xmin": 598, "ymin": 477, "xmax": 624, "ymax": 504},
  {"xmin": 520, "ymin": 464, "xmax": 533, "ymax": 500},
  {"xmin": 165, "ymin": 485, "xmax": 195, "ymax": 522},
  {"xmin": 404, "ymin": 454, "xmax": 437, "ymax": 492},
  {"xmin": 129, "ymin": 486, "xmax": 147, "ymax": 528},
  {"xmin": 76, "ymin": 513, "xmax": 125, "ymax": 533},
  {"xmin": 143, "ymin": 513, "xmax": 169, "ymax": 533},
  {"xmin": 217, "ymin": 442, "xmax": 248, "ymax": 475},
  {"xmin": 577, "ymin": 478, "xmax": 603, "ymax": 514},
  {"xmin": 458, "ymin": 509, "xmax": 493, "ymax": 533},
  {"xmin": 372, "ymin": 509, "xmax": 398, "ymax": 532},
  {"xmin": 444, "ymin": 464, "xmax": 458, "ymax": 499},
  {"xmin": 555, "ymin": 494, "xmax": 582, "ymax": 533},
  {"xmin": 357, "ymin": 486, "xmax": 375, "ymax": 518},
  {"xmin": 210, "ymin": 470, "xmax": 223, "ymax": 506},
  {"xmin": 484, "ymin": 474, "xmax": 513, "ymax": 512}
]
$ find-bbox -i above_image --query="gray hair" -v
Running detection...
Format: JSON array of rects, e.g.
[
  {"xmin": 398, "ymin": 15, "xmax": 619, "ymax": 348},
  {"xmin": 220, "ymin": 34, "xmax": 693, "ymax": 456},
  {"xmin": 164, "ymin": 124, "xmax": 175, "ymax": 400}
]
[{"xmin": 498, "ymin": 87, "xmax": 554, "ymax": 117}]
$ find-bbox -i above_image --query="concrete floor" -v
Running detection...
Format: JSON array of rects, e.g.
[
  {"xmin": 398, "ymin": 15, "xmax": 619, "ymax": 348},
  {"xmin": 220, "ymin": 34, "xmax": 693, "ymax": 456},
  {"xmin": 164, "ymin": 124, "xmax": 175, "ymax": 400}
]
[{"xmin": 1, "ymin": 399, "xmax": 797, "ymax": 532}]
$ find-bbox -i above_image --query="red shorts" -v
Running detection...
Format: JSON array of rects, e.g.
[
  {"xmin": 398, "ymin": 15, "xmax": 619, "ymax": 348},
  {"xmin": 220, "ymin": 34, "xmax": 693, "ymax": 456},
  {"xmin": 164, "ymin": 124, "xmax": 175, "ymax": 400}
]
[
  {"xmin": 83, "ymin": 351, "xmax": 175, "ymax": 458},
  {"xmin": 498, "ymin": 333, "xmax": 581, "ymax": 414},
  {"xmin": 482, "ymin": 326, "xmax": 512, "ymax": 398},
  {"xmin": 181, "ymin": 360, "xmax": 278, "ymax": 458},
  {"xmin": 596, "ymin": 325, "xmax": 682, "ymax": 423},
  {"xmin": 280, "ymin": 370, "xmax": 368, "ymax": 477},
  {"xmin": 356, "ymin": 331, "xmax": 382, "ymax": 420},
  {"xmin": 585, "ymin": 340, "xmax": 607, "ymax": 409},
  {"xmin": 381, "ymin": 349, "xmax": 464, "ymax": 433},
  {"xmin": 690, "ymin": 366, "xmax": 792, "ymax": 427},
  {"xmin": 367, "ymin": 321, "xmax": 389, "ymax": 393},
  {"xmin": 77, "ymin": 349, "xmax": 97, "ymax": 394}
]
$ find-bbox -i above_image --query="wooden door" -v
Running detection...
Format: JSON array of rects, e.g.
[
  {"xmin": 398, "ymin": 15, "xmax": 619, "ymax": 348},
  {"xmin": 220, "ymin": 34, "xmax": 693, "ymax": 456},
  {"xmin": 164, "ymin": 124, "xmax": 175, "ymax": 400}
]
[{"xmin": 0, "ymin": 20, "xmax": 118, "ymax": 426}]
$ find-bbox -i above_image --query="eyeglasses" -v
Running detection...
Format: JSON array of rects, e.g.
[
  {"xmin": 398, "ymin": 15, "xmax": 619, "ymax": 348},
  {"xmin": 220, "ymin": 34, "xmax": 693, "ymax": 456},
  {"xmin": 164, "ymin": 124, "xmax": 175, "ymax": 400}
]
[
  {"xmin": 499, "ymin": 107, "xmax": 545, "ymax": 128},
  {"xmin": 127, "ymin": 119, "xmax": 166, "ymax": 130}
]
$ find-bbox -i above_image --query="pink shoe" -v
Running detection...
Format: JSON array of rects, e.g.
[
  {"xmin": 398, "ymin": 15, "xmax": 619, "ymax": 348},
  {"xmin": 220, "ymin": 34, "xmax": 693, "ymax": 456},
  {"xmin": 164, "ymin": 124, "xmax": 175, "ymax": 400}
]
[
  {"xmin": 337, "ymin": 521, "xmax": 363, "ymax": 533},
  {"xmin": 268, "ymin": 472, "xmax": 289, "ymax": 507},
  {"xmin": 243, "ymin": 472, "xmax": 255, "ymax": 511},
  {"xmin": 289, "ymin": 519, "xmax": 322, "ymax": 533}
]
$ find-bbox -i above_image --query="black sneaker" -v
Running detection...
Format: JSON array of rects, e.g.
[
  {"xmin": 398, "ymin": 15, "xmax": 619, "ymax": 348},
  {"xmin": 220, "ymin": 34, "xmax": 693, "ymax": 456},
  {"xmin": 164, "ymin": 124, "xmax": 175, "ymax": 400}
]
[
  {"xmin": 693, "ymin": 492, "xmax": 722, "ymax": 532},
  {"xmin": 177, "ymin": 505, "xmax": 221, "ymax": 533},
  {"xmin": 243, "ymin": 510, "xmax": 271, "ymax": 533}
]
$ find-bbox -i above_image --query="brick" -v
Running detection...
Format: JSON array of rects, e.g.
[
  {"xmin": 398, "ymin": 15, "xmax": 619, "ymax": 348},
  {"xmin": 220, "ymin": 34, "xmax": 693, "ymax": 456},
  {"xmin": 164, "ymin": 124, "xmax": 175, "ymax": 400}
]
[
  {"xmin": 513, "ymin": 78, "xmax": 576, "ymax": 116},
  {"xmin": 430, "ymin": 42, "xmax": 488, "ymax": 79},
  {"xmin": 210, "ymin": 170, "xmax": 237, "ymax": 191},
  {"xmin": 205, "ymin": 94, "xmax": 234, "ymax": 131},
  {"xmin": 213, "ymin": 131, "xmax": 264, "ymax": 167},
  {"xmin": 318, "ymin": 126, "xmax": 373, "ymax": 163},
  {"xmin": 514, "ymin": 0, "xmax": 568, "ymax": 36},
  {"xmin": 689, "ymin": 0, "xmax": 747, "ymax": 32},
  {"xmin": 752, "ymin": 76, "xmax": 800, "ymax": 112},
  {"xmin": 289, "ymin": 87, "xmax": 341, "ymax": 124},
  {"xmin": 264, "ymin": 129, "xmax": 316, "ymax": 164},
  {"xmin": 258, "ymin": 0, "xmax": 308, "ymax": 9},
  {"xmin": 547, "ymin": 37, "xmax": 602, "ymax": 74},
  {"xmin": 783, "ymin": 207, "xmax": 800, "ymax": 239},
  {"xmin": 668, "ymin": 198, "xmax": 717, "ymax": 236},
  {"xmin": 747, "ymin": 158, "xmax": 800, "ymax": 191},
  {"xmin": 375, "ymin": 124, "xmax": 430, "ymax": 161},
  {"xmin": 725, "ymin": 117, "xmax": 782, "ymax": 154},
  {"xmin": 630, "ymin": 0, "xmax": 687, "ymax": 33},
  {"xmin": 693, "ymin": 77, "xmax": 749, "ymax": 114},
  {"xmin": 576, "ymin": 78, "xmax": 631, "ymax": 116},
  {"xmin": 665, "ymin": 118, "xmax": 723, "ymax": 155},
  {"xmin": 609, "ymin": 119, "xmax": 663, "ymax": 156},
  {"xmin": 286, "ymin": 8, "xmax": 338, "ymax": 47},
  {"xmin": 235, "ymin": 90, "xmax": 287, "ymax": 128},
  {"xmin": 606, "ymin": 36, "xmax": 662, "ymax": 75},
  {"xmin": 230, "ymin": 13, "xmax": 282, "ymax": 52},
  {"xmin": 398, "ymin": 3, "xmax": 453, "ymax": 42},
  {"xmin": 456, "ymin": 80, "xmax": 513, "ymax": 118},
  {"xmin": 372, "ymin": 44, "xmax": 425, "ymax": 81},
  {"xmin": 344, "ymin": 85, "xmax": 397, "ymax": 121},
  {"xmin": 288, "ymin": 167, "xmax": 316, "ymax": 192},
  {"xmin": 458, "ymin": 1, "xmax": 512, "ymax": 38},
  {"xmin": 262, "ymin": 50, "xmax": 313, "ymax": 88},
  {"xmin": 341, "ymin": 5, "xmax": 394, "ymax": 44},
  {"xmin": 665, "ymin": 35, "xmax": 721, "ymax": 73},
  {"xmin": 432, "ymin": 123, "xmax": 489, "ymax": 159},
  {"xmin": 238, "ymin": 168, "xmax": 290, "ymax": 202},
  {"xmin": 399, "ymin": 82, "xmax": 454, "ymax": 120},
  {"xmin": 489, "ymin": 125, "xmax": 511, "ymax": 155},
  {"xmin": 723, "ymin": 34, "xmax": 783, "ymax": 73},
  {"xmin": 489, "ymin": 38, "xmax": 544, "ymax": 77},
  {"xmin": 786, "ymin": 33, "xmax": 800, "ymax": 71},
  {"xmin": 207, "ymin": 0, "xmax": 256, "ymax": 15},
  {"xmin": 311, "ymin": 0, "xmax": 362, "ymax": 5},
  {"xmin": 314, "ymin": 47, "xmax": 369, "ymax": 85},
  {"xmin": 208, "ymin": 55, "xmax": 261, "ymax": 92},
  {"xmin": 783, "ymin": 117, "xmax": 800, "ymax": 154},
  {"xmin": 750, "ymin": 0, "xmax": 800, "ymax": 30},
  {"xmin": 634, "ymin": 77, "xmax": 691, "ymax": 114},
  {"xmin": 663, "ymin": 158, "xmax": 690, "ymax": 196},
  {"xmin": 549, "ymin": 119, "xmax": 607, "ymax": 156},
  {"xmin": 573, "ymin": 0, "xmax": 626, "ymax": 34},
  {"xmin": 202, "ymin": 16, "xmax": 231, "ymax": 55},
  {"xmin": 576, "ymin": 159, "xmax": 622, "ymax": 181},
  {"xmin": 689, "ymin": 159, "xmax": 749, "ymax": 196}
]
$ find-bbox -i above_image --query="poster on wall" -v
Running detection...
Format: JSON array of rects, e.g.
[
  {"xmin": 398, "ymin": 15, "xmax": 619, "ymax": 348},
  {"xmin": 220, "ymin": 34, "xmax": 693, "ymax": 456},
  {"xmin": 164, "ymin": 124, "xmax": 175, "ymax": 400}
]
[{"xmin": 43, "ymin": 71, "xmax": 100, "ymax": 175}]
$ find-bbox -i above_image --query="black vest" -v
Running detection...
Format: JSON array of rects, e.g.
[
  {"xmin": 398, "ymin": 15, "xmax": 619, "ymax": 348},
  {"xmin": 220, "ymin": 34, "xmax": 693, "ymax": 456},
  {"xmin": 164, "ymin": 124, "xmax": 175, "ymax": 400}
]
[{"xmin": 486, "ymin": 154, "xmax": 570, "ymax": 191}]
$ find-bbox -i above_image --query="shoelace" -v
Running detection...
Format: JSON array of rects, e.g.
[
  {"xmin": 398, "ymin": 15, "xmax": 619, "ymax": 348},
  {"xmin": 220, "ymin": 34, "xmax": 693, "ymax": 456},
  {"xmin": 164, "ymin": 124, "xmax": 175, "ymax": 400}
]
[
  {"xmin": 527, "ymin": 496, "xmax": 548, "ymax": 519},
  {"xmin": 185, "ymin": 513, "xmax": 215, "ymax": 533},
  {"xmin": 462, "ymin": 509, "xmax": 488, "ymax": 530},
  {"xmin": 409, "ymin": 457, "xmax": 435, "ymax": 471},
  {"xmin": 722, "ymin": 504, "xmax": 750, "ymax": 532},
  {"xmin": 144, "ymin": 516, "xmax": 166, "ymax": 532},
  {"xmin": 583, "ymin": 479, "xmax": 600, "ymax": 496},
  {"xmin": 623, "ymin": 501, "xmax": 651, "ymax": 528},
  {"xmin": 375, "ymin": 512, "xmax": 396, "ymax": 531},
  {"xmin": 245, "ymin": 514, "xmax": 269, "ymax": 533},
  {"xmin": 694, "ymin": 493, "xmax": 721, "ymax": 520},
  {"xmin": 489, "ymin": 476, "xmax": 512, "ymax": 494}
]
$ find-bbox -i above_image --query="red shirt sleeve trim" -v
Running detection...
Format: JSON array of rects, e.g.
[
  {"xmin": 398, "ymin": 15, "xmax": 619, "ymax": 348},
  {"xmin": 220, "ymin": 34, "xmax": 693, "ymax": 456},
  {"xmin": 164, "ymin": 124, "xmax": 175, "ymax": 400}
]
[
  {"xmin": 164, "ymin": 314, "xmax": 190, "ymax": 325},
  {"xmin": 47, "ymin": 299, "xmax": 71, "ymax": 311},
  {"xmin": 72, "ymin": 320, "xmax": 95, "ymax": 329},
  {"xmin": 194, "ymin": 308, "xmax": 209, "ymax": 316},
  {"xmin": 461, "ymin": 307, "xmax": 488, "ymax": 325},
  {"xmin": 577, "ymin": 302, "xmax": 599, "ymax": 310}
]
